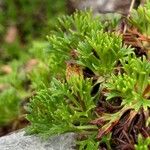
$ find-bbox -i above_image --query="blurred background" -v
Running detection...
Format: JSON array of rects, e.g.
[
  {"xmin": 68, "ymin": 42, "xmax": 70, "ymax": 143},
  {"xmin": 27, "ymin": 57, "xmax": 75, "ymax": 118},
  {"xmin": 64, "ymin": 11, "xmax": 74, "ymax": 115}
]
[
  {"xmin": 0, "ymin": 0, "xmax": 69, "ymax": 136},
  {"xmin": 0, "ymin": 0, "xmax": 67, "ymax": 59}
]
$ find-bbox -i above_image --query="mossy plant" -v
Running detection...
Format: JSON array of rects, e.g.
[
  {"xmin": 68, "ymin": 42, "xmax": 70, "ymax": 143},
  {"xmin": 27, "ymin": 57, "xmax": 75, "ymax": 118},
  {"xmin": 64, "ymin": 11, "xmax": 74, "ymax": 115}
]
[
  {"xmin": 129, "ymin": 0, "xmax": 150, "ymax": 36},
  {"xmin": 26, "ymin": 7, "xmax": 150, "ymax": 149}
]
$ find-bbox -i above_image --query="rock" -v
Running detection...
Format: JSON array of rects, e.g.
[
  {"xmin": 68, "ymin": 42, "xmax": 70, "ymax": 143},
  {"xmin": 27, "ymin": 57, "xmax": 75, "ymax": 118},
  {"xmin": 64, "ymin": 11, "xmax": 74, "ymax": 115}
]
[
  {"xmin": 0, "ymin": 130, "xmax": 76, "ymax": 150},
  {"xmin": 68, "ymin": 0, "xmax": 141, "ymax": 15}
]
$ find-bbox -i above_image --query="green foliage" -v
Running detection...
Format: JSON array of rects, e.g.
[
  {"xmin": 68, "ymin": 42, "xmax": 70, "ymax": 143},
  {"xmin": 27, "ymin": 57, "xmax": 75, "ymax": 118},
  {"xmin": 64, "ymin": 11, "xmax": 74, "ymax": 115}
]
[
  {"xmin": 0, "ymin": 88, "xmax": 20, "ymax": 126},
  {"xmin": 27, "ymin": 10, "xmax": 150, "ymax": 149},
  {"xmin": 27, "ymin": 76, "xmax": 98, "ymax": 137},
  {"xmin": 129, "ymin": 0, "xmax": 150, "ymax": 36},
  {"xmin": 78, "ymin": 31, "xmax": 132, "ymax": 76},
  {"xmin": 47, "ymin": 11, "xmax": 104, "ymax": 73},
  {"xmin": 55, "ymin": 10, "xmax": 103, "ymax": 35},
  {"xmin": 103, "ymin": 13, "xmax": 122, "ymax": 30},
  {"xmin": 47, "ymin": 10, "xmax": 132, "ymax": 79},
  {"xmin": 77, "ymin": 133, "xmax": 99, "ymax": 150},
  {"xmin": 106, "ymin": 56, "xmax": 150, "ymax": 111},
  {"xmin": 135, "ymin": 134, "xmax": 150, "ymax": 150},
  {"xmin": 95, "ymin": 56, "xmax": 150, "ymax": 139}
]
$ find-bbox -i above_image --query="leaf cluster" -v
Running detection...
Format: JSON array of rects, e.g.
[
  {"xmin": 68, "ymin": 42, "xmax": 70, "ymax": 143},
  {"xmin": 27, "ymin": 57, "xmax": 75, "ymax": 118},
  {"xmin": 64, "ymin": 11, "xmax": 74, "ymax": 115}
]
[
  {"xmin": 106, "ymin": 56, "xmax": 150, "ymax": 111},
  {"xmin": 27, "ymin": 7, "xmax": 150, "ymax": 150},
  {"xmin": 129, "ymin": 0, "xmax": 150, "ymax": 36},
  {"xmin": 27, "ymin": 76, "xmax": 98, "ymax": 137}
]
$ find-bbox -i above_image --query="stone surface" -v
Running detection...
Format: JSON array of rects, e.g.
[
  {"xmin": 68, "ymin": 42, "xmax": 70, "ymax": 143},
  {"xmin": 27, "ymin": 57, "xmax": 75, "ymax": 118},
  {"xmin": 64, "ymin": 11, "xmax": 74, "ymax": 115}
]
[
  {"xmin": 0, "ymin": 130, "xmax": 76, "ymax": 150},
  {"xmin": 68, "ymin": 0, "xmax": 140, "ymax": 15}
]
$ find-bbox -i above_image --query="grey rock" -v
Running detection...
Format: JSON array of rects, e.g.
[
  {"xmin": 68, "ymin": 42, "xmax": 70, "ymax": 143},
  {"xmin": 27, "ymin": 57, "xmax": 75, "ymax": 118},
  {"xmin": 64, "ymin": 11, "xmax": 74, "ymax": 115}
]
[
  {"xmin": 0, "ymin": 130, "xmax": 76, "ymax": 150},
  {"xmin": 68, "ymin": 0, "xmax": 140, "ymax": 15}
]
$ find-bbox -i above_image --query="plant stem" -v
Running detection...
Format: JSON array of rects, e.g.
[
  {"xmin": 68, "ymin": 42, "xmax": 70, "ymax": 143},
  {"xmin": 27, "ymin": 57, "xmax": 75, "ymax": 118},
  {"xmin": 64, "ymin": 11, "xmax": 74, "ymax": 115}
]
[{"xmin": 76, "ymin": 125, "xmax": 98, "ymax": 130}]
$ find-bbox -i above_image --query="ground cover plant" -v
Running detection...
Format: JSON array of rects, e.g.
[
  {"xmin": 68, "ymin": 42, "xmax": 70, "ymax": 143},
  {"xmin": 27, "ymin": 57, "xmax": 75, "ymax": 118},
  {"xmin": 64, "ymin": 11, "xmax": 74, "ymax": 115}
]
[{"xmin": 26, "ymin": 1, "xmax": 150, "ymax": 150}]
